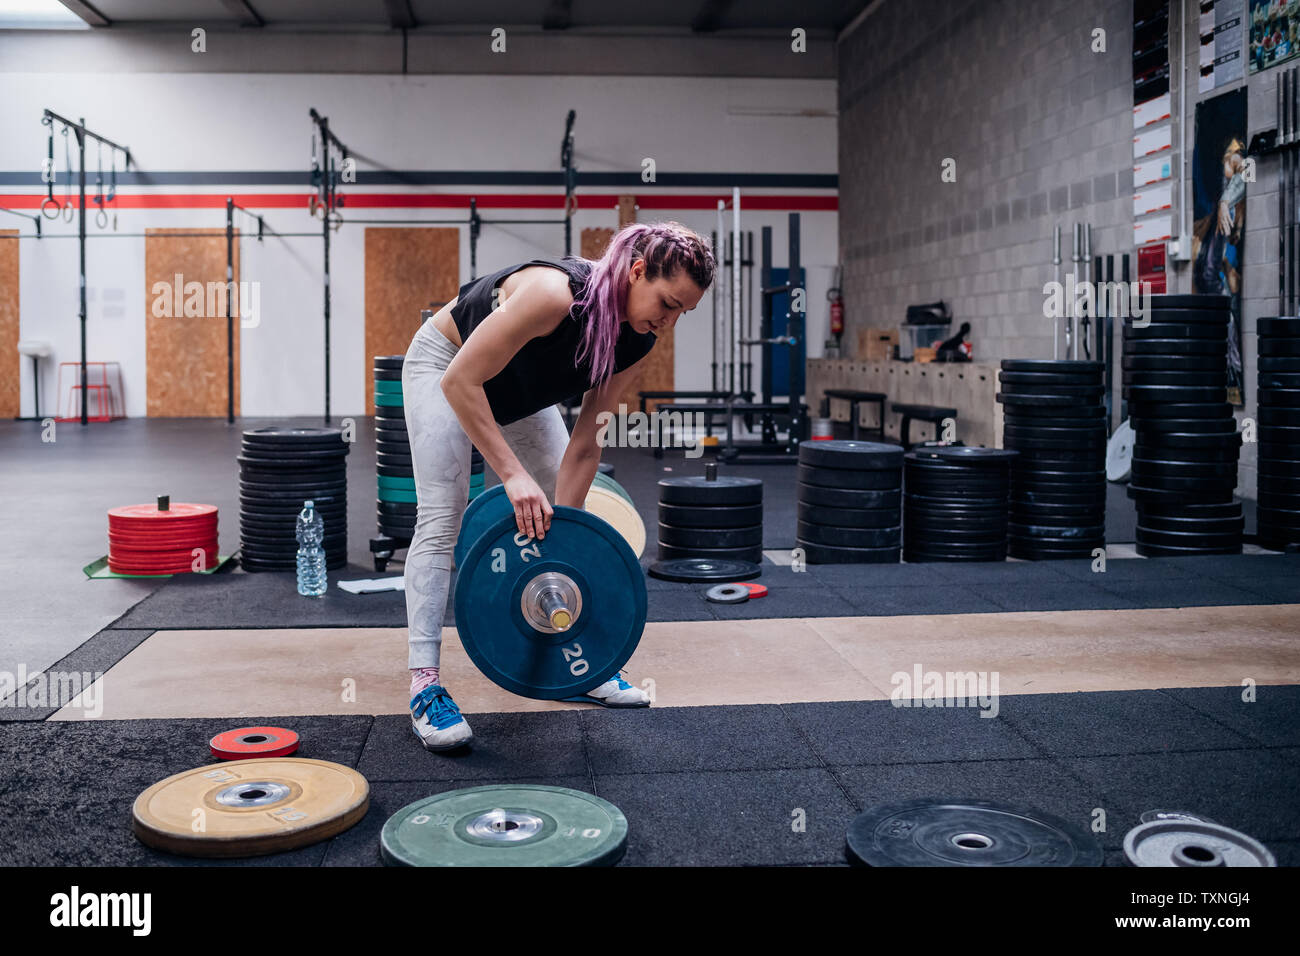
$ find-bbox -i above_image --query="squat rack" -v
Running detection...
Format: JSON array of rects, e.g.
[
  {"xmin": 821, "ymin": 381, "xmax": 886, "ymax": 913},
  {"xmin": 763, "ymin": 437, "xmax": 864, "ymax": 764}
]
[{"xmin": 307, "ymin": 107, "xmax": 579, "ymax": 421}]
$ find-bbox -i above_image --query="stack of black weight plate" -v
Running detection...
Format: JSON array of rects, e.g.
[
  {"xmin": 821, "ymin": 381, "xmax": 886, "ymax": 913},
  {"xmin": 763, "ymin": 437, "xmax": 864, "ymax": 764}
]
[
  {"xmin": 238, "ymin": 426, "xmax": 349, "ymax": 572},
  {"xmin": 795, "ymin": 440, "xmax": 902, "ymax": 563},
  {"xmin": 997, "ymin": 360, "xmax": 1107, "ymax": 559},
  {"xmin": 1257, "ymin": 316, "xmax": 1300, "ymax": 551},
  {"xmin": 903, "ymin": 446, "xmax": 1018, "ymax": 562},
  {"xmin": 657, "ymin": 470, "xmax": 763, "ymax": 564},
  {"xmin": 1123, "ymin": 294, "xmax": 1243, "ymax": 556}
]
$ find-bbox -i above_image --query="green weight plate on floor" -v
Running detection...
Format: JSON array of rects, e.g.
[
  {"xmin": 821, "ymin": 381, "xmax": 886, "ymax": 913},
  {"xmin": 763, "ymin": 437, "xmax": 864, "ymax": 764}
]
[
  {"xmin": 467, "ymin": 487, "xmax": 485, "ymax": 501},
  {"xmin": 374, "ymin": 380, "xmax": 405, "ymax": 394},
  {"xmin": 378, "ymin": 475, "xmax": 418, "ymax": 491},
  {"xmin": 380, "ymin": 785, "xmax": 628, "ymax": 867},
  {"xmin": 374, "ymin": 393, "xmax": 404, "ymax": 407},
  {"xmin": 377, "ymin": 487, "xmax": 419, "ymax": 504},
  {"xmin": 591, "ymin": 472, "xmax": 632, "ymax": 504}
]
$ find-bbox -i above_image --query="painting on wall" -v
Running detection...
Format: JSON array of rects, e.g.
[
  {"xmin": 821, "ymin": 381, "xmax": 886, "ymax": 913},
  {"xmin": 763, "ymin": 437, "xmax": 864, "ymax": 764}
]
[{"xmin": 1249, "ymin": 0, "xmax": 1300, "ymax": 72}]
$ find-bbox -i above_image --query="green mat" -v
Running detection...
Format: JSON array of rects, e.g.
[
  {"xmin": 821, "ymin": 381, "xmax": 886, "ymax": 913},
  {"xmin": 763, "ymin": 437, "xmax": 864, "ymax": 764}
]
[{"xmin": 83, "ymin": 554, "xmax": 234, "ymax": 580}]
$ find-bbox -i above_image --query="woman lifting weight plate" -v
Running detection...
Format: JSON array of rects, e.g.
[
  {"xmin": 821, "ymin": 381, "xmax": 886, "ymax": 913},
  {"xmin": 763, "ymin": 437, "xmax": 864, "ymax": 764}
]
[{"xmin": 402, "ymin": 222, "xmax": 714, "ymax": 751}]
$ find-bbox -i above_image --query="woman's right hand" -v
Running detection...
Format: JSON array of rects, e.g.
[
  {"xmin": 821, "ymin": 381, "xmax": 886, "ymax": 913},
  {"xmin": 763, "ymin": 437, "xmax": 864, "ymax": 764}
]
[{"xmin": 503, "ymin": 473, "xmax": 553, "ymax": 540}]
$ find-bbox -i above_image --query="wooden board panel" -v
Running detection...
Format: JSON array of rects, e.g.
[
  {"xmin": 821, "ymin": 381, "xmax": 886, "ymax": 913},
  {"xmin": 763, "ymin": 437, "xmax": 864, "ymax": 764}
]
[
  {"xmin": 363, "ymin": 228, "xmax": 459, "ymax": 416},
  {"xmin": 0, "ymin": 231, "xmax": 18, "ymax": 418},
  {"xmin": 144, "ymin": 228, "xmax": 238, "ymax": 417}
]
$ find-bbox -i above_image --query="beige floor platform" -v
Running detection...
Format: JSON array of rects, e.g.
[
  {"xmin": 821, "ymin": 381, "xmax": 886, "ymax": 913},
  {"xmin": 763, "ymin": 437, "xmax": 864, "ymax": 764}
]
[{"xmin": 50, "ymin": 604, "xmax": 1300, "ymax": 721}]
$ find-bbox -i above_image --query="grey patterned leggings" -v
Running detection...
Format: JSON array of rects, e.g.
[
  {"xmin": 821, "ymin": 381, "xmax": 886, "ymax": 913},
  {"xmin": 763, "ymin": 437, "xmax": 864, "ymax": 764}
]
[{"xmin": 401, "ymin": 320, "xmax": 571, "ymax": 670}]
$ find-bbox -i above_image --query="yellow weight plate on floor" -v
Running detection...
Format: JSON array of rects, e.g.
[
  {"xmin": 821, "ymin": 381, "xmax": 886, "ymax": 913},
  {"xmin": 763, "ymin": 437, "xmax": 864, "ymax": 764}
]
[
  {"xmin": 131, "ymin": 757, "xmax": 369, "ymax": 858},
  {"xmin": 583, "ymin": 485, "xmax": 646, "ymax": 558}
]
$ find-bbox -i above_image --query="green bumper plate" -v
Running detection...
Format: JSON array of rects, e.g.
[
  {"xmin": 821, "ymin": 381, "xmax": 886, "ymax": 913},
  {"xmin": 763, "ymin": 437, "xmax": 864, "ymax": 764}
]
[
  {"xmin": 381, "ymin": 785, "xmax": 628, "ymax": 867},
  {"xmin": 83, "ymin": 554, "xmax": 234, "ymax": 580}
]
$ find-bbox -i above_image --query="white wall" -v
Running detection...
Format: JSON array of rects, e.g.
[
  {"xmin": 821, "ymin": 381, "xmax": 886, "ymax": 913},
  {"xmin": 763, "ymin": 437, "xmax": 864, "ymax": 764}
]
[{"xmin": 0, "ymin": 71, "xmax": 838, "ymax": 417}]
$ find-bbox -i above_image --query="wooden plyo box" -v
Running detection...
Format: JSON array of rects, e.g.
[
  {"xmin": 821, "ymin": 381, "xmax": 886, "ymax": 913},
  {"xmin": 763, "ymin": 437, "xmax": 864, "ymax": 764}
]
[{"xmin": 857, "ymin": 328, "xmax": 898, "ymax": 361}]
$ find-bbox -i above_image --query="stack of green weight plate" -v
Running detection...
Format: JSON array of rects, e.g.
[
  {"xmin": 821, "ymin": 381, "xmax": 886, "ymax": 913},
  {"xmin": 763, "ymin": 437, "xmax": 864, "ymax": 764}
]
[{"xmin": 374, "ymin": 357, "xmax": 416, "ymax": 540}]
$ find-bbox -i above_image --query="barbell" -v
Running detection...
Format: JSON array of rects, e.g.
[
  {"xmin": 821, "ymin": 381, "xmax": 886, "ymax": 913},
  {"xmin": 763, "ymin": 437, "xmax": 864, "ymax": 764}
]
[{"xmin": 451, "ymin": 476, "xmax": 647, "ymax": 700}]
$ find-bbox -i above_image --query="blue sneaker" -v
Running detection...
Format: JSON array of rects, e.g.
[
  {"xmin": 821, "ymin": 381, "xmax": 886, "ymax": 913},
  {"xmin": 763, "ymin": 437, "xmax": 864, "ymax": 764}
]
[
  {"xmin": 410, "ymin": 684, "xmax": 473, "ymax": 751},
  {"xmin": 563, "ymin": 672, "xmax": 651, "ymax": 708}
]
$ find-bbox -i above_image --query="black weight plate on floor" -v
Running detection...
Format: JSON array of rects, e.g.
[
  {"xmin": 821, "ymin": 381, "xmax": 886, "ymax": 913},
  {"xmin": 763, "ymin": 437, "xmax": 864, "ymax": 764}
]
[
  {"xmin": 657, "ymin": 523, "xmax": 763, "ymax": 549},
  {"xmin": 1127, "ymin": 402, "xmax": 1234, "ymax": 420},
  {"xmin": 1123, "ymin": 386, "xmax": 1227, "ymax": 404},
  {"xmin": 240, "ymin": 481, "xmax": 347, "ymax": 496},
  {"xmin": 1256, "ymin": 505, "xmax": 1300, "ymax": 527},
  {"xmin": 240, "ymin": 435, "xmax": 346, "ymax": 450},
  {"xmin": 1000, "ymin": 405, "xmax": 1107, "ymax": 421},
  {"xmin": 658, "ymin": 503, "xmax": 764, "ymax": 528},
  {"xmin": 243, "ymin": 426, "xmax": 344, "ymax": 444},
  {"xmin": 904, "ymin": 483, "xmax": 1010, "ymax": 501},
  {"xmin": 1003, "ymin": 433, "xmax": 1107, "ymax": 450},
  {"xmin": 797, "ymin": 440, "xmax": 904, "ymax": 470},
  {"xmin": 1138, "ymin": 514, "xmax": 1243, "ymax": 534},
  {"xmin": 996, "ymin": 392, "xmax": 1098, "ymax": 408},
  {"xmin": 1007, "ymin": 522, "xmax": 1105, "ymax": 539},
  {"xmin": 658, "ymin": 476, "xmax": 763, "ymax": 506},
  {"xmin": 1008, "ymin": 543, "xmax": 1098, "ymax": 560},
  {"xmin": 903, "ymin": 545, "xmax": 1007, "ymax": 562},
  {"xmin": 240, "ymin": 511, "xmax": 346, "ymax": 527},
  {"xmin": 1003, "ymin": 422, "xmax": 1108, "ymax": 437},
  {"xmin": 1259, "ymin": 459, "xmax": 1300, "ymax": 478},
  {"xmin": 1122, "ymin": 354, "xmax": 1226, "ymax": 371},
  {"xmin": 1134, "ymin": 419, "xmax": 1238, "ymax": 436},
  {"xmin": 375, "ymin": 428, "xmax": 409, "ymax": 444},
  {"xmin": 1133, "ymin": 431, "xmax": 1241, "ymax": 449},
  {"xmin": 1258, "ymin": 317, "xmax": 1300, "ymax": 336},
  {"xmin": 1122, "ymin": 371, "xmax": 1228, "ymax": 387},
  {"xmin": 374, "ymin": 368, "xmax": 402, "ymax": 381},
  {"xmin": 908, "ymin": 447, "xmax": 1020, "ymax": 467},
  {"xmin": 1259, "ymin": 427, "xmax": 1300, "ymax": 447},
  {"xmin": 237, "ymin": 467, "xmax": 348, "ymax": 484},
  {"xmin": 902, "ymin": 497, "xmax": 1008, "ymax": 517},
  {"xmin": 377, "ymin": 500, "xmax": 418, "ymax": 515},
  {"xmin": 377, "ymin": 439, "xmax": 414, "ymax": 456},
  {"xmin": 1134, "ymin": 308, "xmax": 1230, "ymax": 325},
  {"xmin": 1128, "ymin": 472, "xmax": 1238, "ymax": 492},
  {"xmin": 903, "ymin": 461, "xmax": 1015, "ymax": 481},
  {"xmin": 999, "ymin": 383, "xmax": 1106, "ymax": 398},
  {"xmin": 1259, "ymin": 407, "xmax": 1300, "ymax": 426},
  {"xmin": 1136, "ymin": 498, "xmax": 1241, "ymax": 517},
  {"xmin": 797, "ymin": 504, "xmax": 901, "ymax": 528},
  {"xmin": 1009, "ymin": 512, "xmax": 1106, "ymax": 529},
  {"xmin": 374, "ymin": 415, "xmax": 407, "ymax": 430},
  {"xmin": 1011, "ymin": 495, "xmax": 1106, "ymax": 512},
  {"xmin": 797, "ymin": 522, "xmax": 901, "ymax": 548},
  {"xmin": 1123, "ymin": 338, "xmax": 1228, "ymax": 355},
  {"xmin": 656, "ymin": 543, "xmax": 763, "ymax": 563},
  {"xmin": 1002, "ymin": 416, "xmax": 1106, "ymax": 431},
  {"xmin": 647, "ymin": 557, "xmax": 762, "ymax": 582},
  {"xmin": 998, "ymin": 371, "xmax": 1103, "ymax": 387},
  {"xmin": 1123, "ymin": 321, "xmax": 1226, "ymax": 340},
  {"xmin": 240, "ymin": 532, "xmax": 346, "ymax": 548},
  {"xmin": 1126, "ymin": 485, "xmax": 1236, "ymax": 505},
  {"xmin": 1136, "ymin": 527, "xmax": 1242, "ymax": 549},
  {"xmin": 1260, "ymin": 388, "xmax": 1300, "ymax": 407},
  {"xmin": 799, "ymin": 465, "xmax": 901, "ymax": 490},
  {"xmin": 1261, "ymin": 338, "xmax": 1300, "ymax": 356},
  {"xmin": 1259, "ymin": 443, "xmax": 1300, "ymax": 461},
  {"xmin": 377, "ymin": 451, "xmax": 413, "ymax": 467},
  {"xmin": 1130, "ymin": 462, "xmax": 1238, "ymax": 482},
  {"xmin": 904, "ymin": 513, "xmax": 1008, "ymax": 532},
  {"xmin": 471, "ymin": 462, "xmax": 484, "ymax": 475},
  {"xmin": 1260, "ymin": 356, "xmax": 1300, "ymax": 372},
  {"xmin": 796, "ymin": 482, "xmax": 901, "ymax": 509},
  {"xmin": 1260, "ymin": 372, "xmax": 1300, "ymax": 389},
  {"xmin": 796, "ymin": 542, "xmax": 900, "ymax": 564},
  {"xmin": 1012, "ymin": 464, "xmax": 1105, "ymax": 480},
  {"xmin": 1005, "ymin": 447, "xmax": 1107, "ymax": 464},
  {"xmin": 1133, "ymin": 447, "xmax": 1240, "ymax": 466},
  {"xmin": 238, "ymin": 451, "xmax": 349, "ymax": 465},
  {"xmin": 1000, "ymin": 360, "xmax": 1104, "ymax": 373},
  {"xmin": 378, "ymin": 465, "xmax": 415, "ymax": 479},
  {"xmin": 374, "ymin": 355, "xmax": 404, "ymax": 369}
]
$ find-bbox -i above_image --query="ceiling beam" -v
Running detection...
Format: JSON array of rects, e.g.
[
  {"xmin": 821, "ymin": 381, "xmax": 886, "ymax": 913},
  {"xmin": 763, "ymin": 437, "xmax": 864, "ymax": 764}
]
[
  {"xmin": 541, "ymin": 0, "xmax": 572, "ymax": 31},
  {"xmin": 382, "ymin": 0, "xmax": 416, "ymax": 30},
  {"xmin": 691, "ymin": 0, "xmax": 732, "ymax": 33},
  {"xmin": 217, "ymin": 0, "xmax": 265, "ymax": 28},
  {"xmin": 55, "ymin": 0, "xmax": 110, "ymax": 28}
]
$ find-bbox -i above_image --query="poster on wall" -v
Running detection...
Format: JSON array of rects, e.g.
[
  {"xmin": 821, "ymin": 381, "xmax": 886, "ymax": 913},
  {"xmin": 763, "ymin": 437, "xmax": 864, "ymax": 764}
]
[
  {"xmin": 1192, "ymin": 88, "xmax": 1247, "ymax": 406},
  {"xmin": 1249, "ymin": 0, "xmax": 1299, "ymax": 72},
  {"xmin": 1201, "ymin": 0, "xmax": 1246, "ymax": 91}
]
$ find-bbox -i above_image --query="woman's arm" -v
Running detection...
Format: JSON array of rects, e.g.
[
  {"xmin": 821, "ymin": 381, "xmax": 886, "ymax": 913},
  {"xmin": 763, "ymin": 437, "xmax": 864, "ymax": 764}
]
[
  {"xmin": 556, "ymin": 363, "xmax": 643, "ymax": 509},
  {"xmin": 441, "ymin": 268, "xmax": 573, "ymax": 538}
]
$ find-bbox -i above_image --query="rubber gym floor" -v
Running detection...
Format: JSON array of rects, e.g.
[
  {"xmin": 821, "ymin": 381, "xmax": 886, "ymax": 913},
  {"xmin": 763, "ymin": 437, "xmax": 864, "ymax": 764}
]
[{"xmin": 2, "ymin": 416, "xmax": 1298, "ymax": 867}]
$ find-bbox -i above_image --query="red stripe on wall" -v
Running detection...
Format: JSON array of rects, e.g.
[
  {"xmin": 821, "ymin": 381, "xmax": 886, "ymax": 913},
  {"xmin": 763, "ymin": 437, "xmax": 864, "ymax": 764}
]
[{"xmin": 0, "ymin": 192, "xmax": 838, "ymax": 212}]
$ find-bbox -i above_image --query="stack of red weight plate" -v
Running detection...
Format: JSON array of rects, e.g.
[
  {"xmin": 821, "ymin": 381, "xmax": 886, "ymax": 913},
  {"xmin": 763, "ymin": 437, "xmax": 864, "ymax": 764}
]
[{"xmin": 107, "ymin": 498, "xmax": 219, "ymax": 575}]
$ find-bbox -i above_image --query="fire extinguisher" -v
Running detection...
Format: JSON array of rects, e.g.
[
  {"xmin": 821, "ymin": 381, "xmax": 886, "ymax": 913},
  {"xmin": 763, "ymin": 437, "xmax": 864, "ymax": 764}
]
[{"xmin": 828, "ymin": 286, "xmax": 844, "ymax": 337}]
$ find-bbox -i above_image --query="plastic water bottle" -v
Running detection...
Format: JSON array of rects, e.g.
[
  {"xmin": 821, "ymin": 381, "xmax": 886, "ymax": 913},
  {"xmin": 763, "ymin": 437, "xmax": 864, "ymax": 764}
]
[{"xmin": 296, "ymin": 500, "xmax": 327, "ymax": 597}]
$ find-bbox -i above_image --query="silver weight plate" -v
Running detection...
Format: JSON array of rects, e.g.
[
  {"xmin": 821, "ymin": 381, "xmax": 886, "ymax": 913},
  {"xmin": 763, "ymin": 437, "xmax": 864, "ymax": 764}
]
[
  {"xmin": 705, "ymin": 584, "xmax": 750, "ymax": 604},
  {"xmin": 1123, "ymin": 819, "xmax": 1276, "ymax": 867},
  {"xmin": 1139, "ymin": 809, "xmax": 1216, "ymax": 825}
]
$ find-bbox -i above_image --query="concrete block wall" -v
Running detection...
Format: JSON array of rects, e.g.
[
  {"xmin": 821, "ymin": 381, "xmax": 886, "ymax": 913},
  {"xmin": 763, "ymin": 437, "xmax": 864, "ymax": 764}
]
[{"xmin": 837, "ymin": 0, "xmax": 1135, "ymax": 363}]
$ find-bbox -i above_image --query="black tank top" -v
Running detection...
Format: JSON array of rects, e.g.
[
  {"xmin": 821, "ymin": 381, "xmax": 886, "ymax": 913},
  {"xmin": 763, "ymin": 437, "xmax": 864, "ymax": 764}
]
[{"xmin": 449, "ymin": 256, "xmax": 656, "ymax": 425}]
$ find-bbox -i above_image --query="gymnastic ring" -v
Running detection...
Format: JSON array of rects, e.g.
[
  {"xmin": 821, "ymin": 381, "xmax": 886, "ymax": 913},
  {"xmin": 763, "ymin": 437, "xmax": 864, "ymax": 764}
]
[
  {"xmin": 40, "ymin": 198, "xmax": 62, "ymax": 220},
  {"xmin": 63, "ymin": 203, "xmax": 75, "ymax": 223},
  {"xmin": 95, "ymin": 207, "xmax": 108, "ymax": 229}
]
